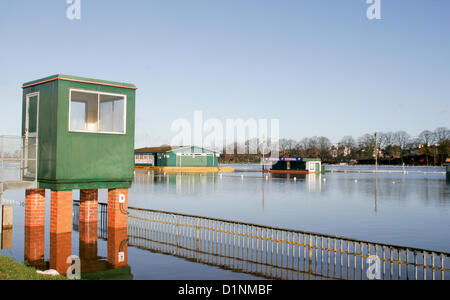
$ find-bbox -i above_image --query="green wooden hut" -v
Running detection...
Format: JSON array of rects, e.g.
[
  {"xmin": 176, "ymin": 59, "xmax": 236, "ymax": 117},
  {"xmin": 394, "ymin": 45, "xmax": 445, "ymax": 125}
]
[
  {"xmin": 135, "ymin": 146, "xmax": 220, "ymax": 167},
  {"xmin": 22, "ymin": 75, "xmax": 136, "ymax": 191}
]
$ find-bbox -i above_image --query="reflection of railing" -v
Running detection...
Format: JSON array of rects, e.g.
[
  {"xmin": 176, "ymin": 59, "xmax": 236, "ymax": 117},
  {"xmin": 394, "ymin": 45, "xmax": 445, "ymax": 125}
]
[
  {"xmin": 73, "ymin": 202, "xmax": 108, "ymax": 239},
  {"xmin": 0, "ymin": 136, "xmax": 38, "ymax": 189},
  {"xmin": 83, "ymin": 202, "xmax": 450, "ymax": 280}
]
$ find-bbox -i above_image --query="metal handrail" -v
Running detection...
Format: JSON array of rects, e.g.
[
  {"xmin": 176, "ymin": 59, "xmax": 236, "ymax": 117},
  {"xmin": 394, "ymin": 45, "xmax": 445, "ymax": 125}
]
[
  {"xmin": 75, "ymin": 201, "xmax": 449, "ymax": 280},
  {"xmin": 0, "ymin": 136, "xmax": 38, "ymax": 179},
  {"xmin": 0, "ymin": 136, "xmax": 38, "ymax": 194},
  {"xmin": 126, "ymin": 205, "xmax": 450, "ymax": 256}
]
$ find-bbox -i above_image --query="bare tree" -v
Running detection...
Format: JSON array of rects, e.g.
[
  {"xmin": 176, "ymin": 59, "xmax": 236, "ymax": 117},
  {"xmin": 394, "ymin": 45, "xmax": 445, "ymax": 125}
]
[
  {"xmin": 378, "ymin": 132, "xmax": 394, "ymax": 149},
  {"xmin": 358, "ymin": 134, "xmax": 376, "ymax": 159},
  {"xmin": 339, "ymin": 136, "xmax": 356, "ymax": 161},
  {"xmin": 296, "ymin": 138, "xmax": 309, "ymax": 157},
  {"xmin": 378, "ymin": 132, "xmax": 397, "ymax": 161},
  {"xmin": 279, "ymin": 138, "xmax": 298, "ymax": 156},
  {"xmin": 279, "ymin": 138, "xmax": 290, "ymax": 152},
  {"xmin": 317, "ymin": 136, "xmax": 332, "ymax": 161},
  {"xmin": 285, "ymin": 139, "xmax": 298, "ymax": 155},
  {"xmin": 418, "ymin": 130, "xmax": 435, "ymax": 166},
  {"xmin": 393, "ymin": 131, "xmax": 411, "ymax": 164},
  {"xmin": 218, "ymin": 127, "xmax": 448, "ymax": 165},
  {"xmin": 434, "ymin": 127, "xmax": 449, "ymax": 143},
  {"xmin": 340, "ymin": 136, "xmax": 356, "ymax": 148},
  {"xmin": 434, "ymin": 127, "xmax": 449, "ymax": 165}
]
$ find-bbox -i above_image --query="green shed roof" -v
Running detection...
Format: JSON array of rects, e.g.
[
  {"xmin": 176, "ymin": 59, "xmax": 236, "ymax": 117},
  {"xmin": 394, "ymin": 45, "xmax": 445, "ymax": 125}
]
[
  {"xmin": 23, "ymin": 74, "xmax": 137, "ymax": 90},
  {"xmin": 135, "ymin": 146, "xmax": 184, "ymax": 153},
  {"xmin": 135, "ymin": 146, "xmax": 219, "ymax": 154}
]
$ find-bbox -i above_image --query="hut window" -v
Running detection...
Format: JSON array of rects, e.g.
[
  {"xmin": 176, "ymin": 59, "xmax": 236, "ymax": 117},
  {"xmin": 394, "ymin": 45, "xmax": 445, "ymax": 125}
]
[
  {"xmin": 69, "ymin": 89, "xmax": 126, "ymax": 134},
  {"xmin": 70, "ymin": 101, "xmax": 86, "ymax": 131},
  {"xmin": 99, "ymin": 94, "xmax": 125, "ymax": 133},
  {"xmin": 70, "ymin": 91, "xmax": 99, "ymax": 132}
]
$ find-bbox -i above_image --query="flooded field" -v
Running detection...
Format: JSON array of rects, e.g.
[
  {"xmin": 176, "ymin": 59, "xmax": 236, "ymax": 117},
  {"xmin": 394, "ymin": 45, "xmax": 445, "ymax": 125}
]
[{"xmin": 1, "ymin": 165, "xmax": 449, "ymax": 279}]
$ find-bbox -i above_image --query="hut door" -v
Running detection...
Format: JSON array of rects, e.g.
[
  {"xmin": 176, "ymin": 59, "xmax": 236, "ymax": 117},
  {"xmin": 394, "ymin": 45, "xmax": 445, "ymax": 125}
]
[{"xmin": 24, "ymin": 93, "xmax": 39, "ymax": 179}]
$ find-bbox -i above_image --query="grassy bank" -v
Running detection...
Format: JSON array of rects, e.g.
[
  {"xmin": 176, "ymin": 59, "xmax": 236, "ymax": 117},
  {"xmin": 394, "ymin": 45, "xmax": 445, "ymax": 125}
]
[{"xmin": 0, "ymin": 256, "xmax": 67, "ymax": 280}]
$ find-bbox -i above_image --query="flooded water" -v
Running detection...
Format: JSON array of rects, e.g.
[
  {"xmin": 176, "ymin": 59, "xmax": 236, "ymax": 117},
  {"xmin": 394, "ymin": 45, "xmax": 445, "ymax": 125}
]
[{"xmin": 1, "ymin": 165, "xmax": 449, "ymax": 279}]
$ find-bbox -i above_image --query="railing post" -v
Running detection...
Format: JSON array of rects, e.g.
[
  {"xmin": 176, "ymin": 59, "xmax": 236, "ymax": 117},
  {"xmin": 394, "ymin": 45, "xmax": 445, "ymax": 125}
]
[
  {"xmin": 196, "ymin": 218, "xmax": 200, "ymax": 252},
  {"xmin": 432, "ymin": 252, "xmax": 436, "ymax": 280},
  {"xmin": 424, "ymin": 251, "xmax": 427, "ymax": 280}
]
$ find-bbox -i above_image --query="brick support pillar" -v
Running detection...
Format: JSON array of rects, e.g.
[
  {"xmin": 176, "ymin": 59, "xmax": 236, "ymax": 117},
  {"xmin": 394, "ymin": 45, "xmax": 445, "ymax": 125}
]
[
  {"xmin": 79, "ymin": 189, "xmax": 98, "ymax": 261},
  {"xmin": 80, "ymin": 189, "xmax": 98, "ymax": 224},
  {"xmin": 50, "ymin": 232, "xmax": 72, "ymax": 274},
  {"xmin": 50, "ymin": 191, "xmax": 73, "ymax": 234},
  {"xmin": 107, "ymin": 189, "xmax": 128, "ymax": 229},
  {"xmin": 107, "ymin": 227, "xmax": 128, "ymax": 269},
  {"xmin": 79, "ymin": 221, "xmax": 98, "ymax": 261},
  {"xmin": 24, "ymin": 189, "xmax": 46, "ymax": 266},
  {"xmin": 25, "ymin": 189, "xmax": 45, "ymax": 228},
  {"xmin": 24, "ymin": 226, "xmax": 45, "ymax": 268},
  {"xmin": 49, "ymin": 190, "xmax": 72, "ymax": 275}
]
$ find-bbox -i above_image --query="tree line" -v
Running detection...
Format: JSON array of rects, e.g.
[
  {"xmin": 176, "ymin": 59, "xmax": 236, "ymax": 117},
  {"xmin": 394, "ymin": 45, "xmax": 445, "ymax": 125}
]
[{"xmin": 220, "ymin": 127, "xmax": 449, "ymax": 166}]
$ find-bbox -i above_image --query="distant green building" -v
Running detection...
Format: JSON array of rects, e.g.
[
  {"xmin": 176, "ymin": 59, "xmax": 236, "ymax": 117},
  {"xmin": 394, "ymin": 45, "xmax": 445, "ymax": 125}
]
[
  {"xmin": 22, "ymin": 74, "xmax": 136, "ymax": 190},
  {"xmin": 135, "ymin": 146, "xmax": 220, "ymax": 167}
]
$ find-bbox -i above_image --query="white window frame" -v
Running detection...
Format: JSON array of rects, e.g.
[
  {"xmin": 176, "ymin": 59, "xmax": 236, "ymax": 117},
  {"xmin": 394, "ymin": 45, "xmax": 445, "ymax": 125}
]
[
  {"xmin": 25, "ymin": 92, "xmax": 40, "ymax": 138},
  {"xmin": 68, "ymin": 88, "xmax": 127, "ymax": 135}
]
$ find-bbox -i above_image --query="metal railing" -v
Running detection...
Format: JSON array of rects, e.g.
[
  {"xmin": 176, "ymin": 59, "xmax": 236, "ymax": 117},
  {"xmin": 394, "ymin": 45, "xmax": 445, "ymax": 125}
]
[
  {"xmin": 0, "ymin": 136, "xmax": 38, "ymax": 193},
  {"xmin": 77, "ymin": 202, "xmax": 450, "ymax": 280}
]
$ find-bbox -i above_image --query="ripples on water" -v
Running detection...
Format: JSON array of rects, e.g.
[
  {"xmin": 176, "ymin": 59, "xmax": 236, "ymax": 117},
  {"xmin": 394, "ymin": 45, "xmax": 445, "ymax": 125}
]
[
  {"xmin": 1, "ymin": 164, "xmax": 448, "ymax": 279},
  {"xmin": 128, "ymin": 165, "xmax": 449, "ymax": 252}
]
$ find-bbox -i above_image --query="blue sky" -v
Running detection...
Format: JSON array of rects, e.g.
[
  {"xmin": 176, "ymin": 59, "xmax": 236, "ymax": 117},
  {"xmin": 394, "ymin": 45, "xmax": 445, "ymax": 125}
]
[{"xmin": 0, "ymin": 0, "xmax": 449, "ymax": 146}]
